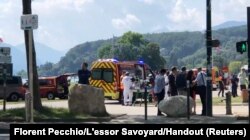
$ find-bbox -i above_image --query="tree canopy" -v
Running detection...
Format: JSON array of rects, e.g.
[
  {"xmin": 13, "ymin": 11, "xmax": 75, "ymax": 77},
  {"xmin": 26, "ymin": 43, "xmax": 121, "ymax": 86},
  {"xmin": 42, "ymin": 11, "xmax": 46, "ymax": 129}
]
[{"xmin": 98, "ymin": 31, "xmax": 166, "ymax": 70}]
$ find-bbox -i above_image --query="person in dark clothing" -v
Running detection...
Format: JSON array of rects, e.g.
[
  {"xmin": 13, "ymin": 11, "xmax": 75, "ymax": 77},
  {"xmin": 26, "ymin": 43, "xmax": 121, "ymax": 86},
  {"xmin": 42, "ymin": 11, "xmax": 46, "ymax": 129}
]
[
  {"xmin": 78, "ymin": 62, "xmax": 91, "ymax": 85},
  {"xmin": 231, "ymin": 74, "xmax": 239, "ymax": 97},
  {"xmin": 176, "ymin": 66, "xmax": 187, "ymax": 96},
  {"xmin": 187, "ymin": 70, "xmax": 196, "ymax": 114},
  {"xmin": 218, "ymin": 78, "xmax": 225, "ymax": 97},
  {"xmin": 58, "ymin": 76, "xmax": 69, "ymax": 98},
  {"xmin": 168, "ymin": 67, "xmax": 178, "ymax": 96}
]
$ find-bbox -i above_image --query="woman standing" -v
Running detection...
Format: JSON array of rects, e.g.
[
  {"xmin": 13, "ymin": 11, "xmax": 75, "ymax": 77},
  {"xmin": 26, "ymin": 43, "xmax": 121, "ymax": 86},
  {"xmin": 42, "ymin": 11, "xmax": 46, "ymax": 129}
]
[
  {"xmin": 187, "ymin": 70, "xmax": 196, "ymax": 115},
  {"xmin": 238, "ymin": 68, "xmax": 248, "ymax": 91}
]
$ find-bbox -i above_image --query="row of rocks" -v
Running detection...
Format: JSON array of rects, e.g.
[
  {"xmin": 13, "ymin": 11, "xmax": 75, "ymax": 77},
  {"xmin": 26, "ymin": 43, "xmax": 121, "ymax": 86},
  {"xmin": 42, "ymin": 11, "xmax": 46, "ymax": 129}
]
[{"xmin": 68, "ymin": 84, "xmax": 194, "ymax": 117}]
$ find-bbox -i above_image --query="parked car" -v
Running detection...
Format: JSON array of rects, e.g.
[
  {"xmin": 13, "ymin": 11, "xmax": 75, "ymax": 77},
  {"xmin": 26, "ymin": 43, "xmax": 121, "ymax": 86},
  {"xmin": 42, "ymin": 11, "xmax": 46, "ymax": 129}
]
[{"xmin": 0, "ymin": 76, "xmax": 25, "ymax": 101}]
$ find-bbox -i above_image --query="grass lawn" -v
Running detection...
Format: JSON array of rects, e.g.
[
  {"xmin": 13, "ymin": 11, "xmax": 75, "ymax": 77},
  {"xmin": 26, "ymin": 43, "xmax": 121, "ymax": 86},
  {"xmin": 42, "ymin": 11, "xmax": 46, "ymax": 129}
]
[
  {"xmin": 0, "ymin": 98, "xmax": 66, "ymax": 104},
  {"xmin": 196, "ymin": 96, "xmax": 244, "ymax": 105},
  {"xmin": 0, "ymin": 107, "xmax": 110, "ymax": 122}
]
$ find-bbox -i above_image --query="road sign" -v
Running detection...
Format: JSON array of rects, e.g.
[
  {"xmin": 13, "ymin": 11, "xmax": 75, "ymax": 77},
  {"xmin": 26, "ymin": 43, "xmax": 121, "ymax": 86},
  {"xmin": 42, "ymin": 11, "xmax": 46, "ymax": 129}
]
[
  {"xmin": 0, "ymin": 63, "xmax": 13, "ymax": 80},
  {"xmin": 21, "ymin": 14, "xmax": 38, "ymax": 30},
  {"xmin": 0, "ymin": 55, "xmax": 11, "ymax": 63},
  {"xmin": 0, "ymin": 47, "xmax": 10, "ymax": 55}
]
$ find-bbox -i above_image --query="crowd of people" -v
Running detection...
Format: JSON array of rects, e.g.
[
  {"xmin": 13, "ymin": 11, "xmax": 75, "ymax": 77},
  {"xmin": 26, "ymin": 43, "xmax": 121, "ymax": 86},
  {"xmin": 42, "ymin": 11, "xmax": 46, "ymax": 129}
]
[
  {"xmin": 153, "ymin": 67, "xmax": 205, "ymax": 116},
  {"xmin": 146, "ymin": 66, "xmax": 248, "ymax": 116},
  {"xmin": 76, "ymin": 62, "xmax": 249, "ymax": 117},
  {"xmin": 121, "ymin": 66, "xmax": 203, "ymax": 116}
]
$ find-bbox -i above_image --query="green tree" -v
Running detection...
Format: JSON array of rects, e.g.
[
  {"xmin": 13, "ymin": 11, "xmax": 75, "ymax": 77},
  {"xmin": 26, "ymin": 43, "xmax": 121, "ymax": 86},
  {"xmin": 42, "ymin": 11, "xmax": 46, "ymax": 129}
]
[
  {"xmin": 16, "ymin": 70, "xmax": 28, "ymax": 78},
  {"xmin": 38, "ymin": 62, "xmax": 54, "ymax": 76},
  {"xmin": 118, "ymin": 31, "xmax": 147, "ymax": 46},
  {"xmin": 141, "ymin": 43, "xmax": 166, "ymax": 70},
  {"xmin": 229, "ymin": 61, "xmax": 242, "ymax": 74},
  {"xmin": 98, "ymin": 44, "xmax": 112, "ymax": 59},
  {"xmin": 98, "ymin": 32, "xmax": 166, "ymax": 70},
  {"xmin": 113, "ymin": 44, "xmax": 142, "ymax": 61},
  {"xmin": 213, "ymin": 55, "xmax": 225, "ymax": 69}
]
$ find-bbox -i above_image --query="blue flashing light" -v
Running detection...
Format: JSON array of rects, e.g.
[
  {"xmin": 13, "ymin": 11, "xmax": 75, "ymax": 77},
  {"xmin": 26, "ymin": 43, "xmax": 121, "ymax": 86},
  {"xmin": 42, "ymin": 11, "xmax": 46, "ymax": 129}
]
[
  {"xmin": 139, "ymin": 60, "xmax": 144, "ymax": 64},
  {"xmin": 112, "ymin": 58, "xmax": 119, "ymax": 62}
]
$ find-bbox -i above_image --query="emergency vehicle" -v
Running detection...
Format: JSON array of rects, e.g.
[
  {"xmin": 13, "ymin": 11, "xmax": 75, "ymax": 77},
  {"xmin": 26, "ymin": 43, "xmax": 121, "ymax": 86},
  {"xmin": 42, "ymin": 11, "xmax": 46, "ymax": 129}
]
[
  {"xmin": 89, "ymin": 59, "xmax": 153, "ymax": 102},
  {"xmin": 22, "ymin": 73, "xmax": 73, "ymax": 100}
]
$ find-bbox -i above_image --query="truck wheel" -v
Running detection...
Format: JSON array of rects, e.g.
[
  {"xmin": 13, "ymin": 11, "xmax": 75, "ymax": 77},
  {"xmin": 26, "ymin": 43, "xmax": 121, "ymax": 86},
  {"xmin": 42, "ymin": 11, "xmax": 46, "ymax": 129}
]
[
  {"xmin": 8, "ymin": 93, "xmax": 20, "ymax": 102},
  {"xmin": 47, "ymin": 92, "xmax": 55, "ymax": 100}
]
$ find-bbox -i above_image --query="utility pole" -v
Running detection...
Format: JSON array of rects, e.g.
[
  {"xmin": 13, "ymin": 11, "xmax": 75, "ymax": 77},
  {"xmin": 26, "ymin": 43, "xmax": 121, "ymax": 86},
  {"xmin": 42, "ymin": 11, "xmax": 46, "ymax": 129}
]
[
  {"xmin": 247, "ymin": 7, "xmax": 250, "ymax": 124},
  {"xmin": 22, "ymin": 0, "xmax": 34, "ymax": 122},
  {"xmin": 22, "ymin": 0, "xmax": 42, "ymax": 116},
  {"xmin": 3, "ymin": 65, "xmax": 6, "ymax": 111},
  {"xmin": 112, "ymin": 35, "xmax": 115, "ymax": 58},
  {"xmin": 206, "ymin": 0, "xmax": 213, "ymax": 116}
]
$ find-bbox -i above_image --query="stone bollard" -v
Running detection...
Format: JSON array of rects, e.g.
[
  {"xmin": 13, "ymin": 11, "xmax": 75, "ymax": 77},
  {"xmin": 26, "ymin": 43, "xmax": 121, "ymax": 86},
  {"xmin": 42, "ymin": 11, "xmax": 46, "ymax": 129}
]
[
  {"xmin": 25, "ymin": 92, "xmax": 32, "ymax": 122},
  {"xmin": 241, "ymin": 89, "xmax": 249, "ymax": 103},
  {"xmin": 225, "ymin": 92, "xmax": 232, "ymax": 115}
]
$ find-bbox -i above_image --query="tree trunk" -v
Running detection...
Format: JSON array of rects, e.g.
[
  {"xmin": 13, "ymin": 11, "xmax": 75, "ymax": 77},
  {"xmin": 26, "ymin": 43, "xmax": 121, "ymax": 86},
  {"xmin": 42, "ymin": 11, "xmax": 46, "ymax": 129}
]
[{"xmin": 22, "ymin": 0, "xmax": 42, "ymax": 111}]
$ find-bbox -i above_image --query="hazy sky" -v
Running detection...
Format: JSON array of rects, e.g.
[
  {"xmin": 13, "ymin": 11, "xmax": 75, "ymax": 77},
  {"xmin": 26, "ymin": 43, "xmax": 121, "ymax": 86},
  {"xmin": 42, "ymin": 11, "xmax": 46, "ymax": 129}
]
[{"xmin": 0, "ymin": 0, "xmax": 249, "ymax": 51}]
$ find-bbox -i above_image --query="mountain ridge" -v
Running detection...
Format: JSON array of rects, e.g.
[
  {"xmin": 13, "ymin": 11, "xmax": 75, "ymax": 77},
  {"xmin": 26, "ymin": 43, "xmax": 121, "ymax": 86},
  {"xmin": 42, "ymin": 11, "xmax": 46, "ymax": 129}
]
[
  {"xmin": 38, "ymin": 24, "xmax": 247, "ymax": 76},
  {"xmin": 0, "ymin": 42, "xmax": 66, "ymax": 73},
  {"xmin": 213, "ymin": 21, "xmax": 246, "ymax": 30}
]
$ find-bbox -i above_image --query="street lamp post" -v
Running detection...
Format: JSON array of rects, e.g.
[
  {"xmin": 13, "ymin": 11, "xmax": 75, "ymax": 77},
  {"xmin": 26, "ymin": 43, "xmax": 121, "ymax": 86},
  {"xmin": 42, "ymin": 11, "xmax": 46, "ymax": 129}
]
[
  {"xmin": 247, "ymin": 7, "xmax": 250, "ymax": 124},
  {"xmin": 206, "ymin": 0, "xmax": 213, "ymax": 117}
]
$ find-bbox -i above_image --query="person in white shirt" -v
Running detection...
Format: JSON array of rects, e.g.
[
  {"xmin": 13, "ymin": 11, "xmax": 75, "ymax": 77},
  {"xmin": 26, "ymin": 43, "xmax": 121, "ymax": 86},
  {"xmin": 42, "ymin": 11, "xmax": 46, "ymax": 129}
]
[
  {"xmin": 194, "ymin": 67, "xmax": 207, "ymax": 116},
  {"xmin": 238, "ymin": 68, "xmax": 248, "ymax": 91},
  {"xmin": 164, "ymin": 71, "xmax": 169, "ymax": 99},
  {"xmin": 154, "ymin": 69, "xmax": 166, "ymax": 116},
  {"xmin": 121, "ymin": 72, "xmax": 133, "ymax": 106}
]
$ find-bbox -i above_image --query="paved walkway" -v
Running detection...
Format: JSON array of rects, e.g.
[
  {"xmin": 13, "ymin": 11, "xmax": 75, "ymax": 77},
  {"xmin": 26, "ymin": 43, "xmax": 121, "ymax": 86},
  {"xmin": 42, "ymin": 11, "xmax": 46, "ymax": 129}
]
[
  {"xmin": 0, "ymin": 99, "xmax": 249, "ymax": 125},
  {"xmin": 107, "ymin": 114, "xmax": 248, "ymax": 124},
  {"xmin": 0, "ymin": 89, "xmax": 249, "ymax": 126}
]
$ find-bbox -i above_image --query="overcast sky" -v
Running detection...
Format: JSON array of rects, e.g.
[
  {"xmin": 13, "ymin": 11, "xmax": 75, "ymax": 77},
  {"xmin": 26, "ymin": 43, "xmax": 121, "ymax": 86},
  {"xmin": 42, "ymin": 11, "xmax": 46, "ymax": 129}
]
[{"xmin": 0, "ymin": 0, "xmax": 249, "ymax": 51}]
